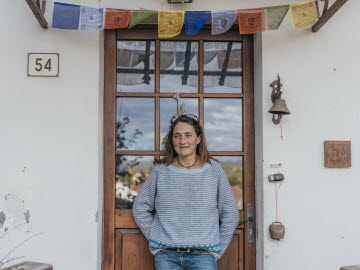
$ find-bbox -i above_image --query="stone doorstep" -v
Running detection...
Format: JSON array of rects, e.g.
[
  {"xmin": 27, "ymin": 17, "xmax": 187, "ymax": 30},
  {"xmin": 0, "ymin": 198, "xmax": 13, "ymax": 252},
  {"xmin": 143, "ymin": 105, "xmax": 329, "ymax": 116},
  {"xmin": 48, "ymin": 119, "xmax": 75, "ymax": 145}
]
[
  {"xmin": 3, "ymin": 261, "xmax": 53, "ymax": 270},
  {"xmin": 340, "ymin": 266, "xmax": 360, "ymax": 270}
]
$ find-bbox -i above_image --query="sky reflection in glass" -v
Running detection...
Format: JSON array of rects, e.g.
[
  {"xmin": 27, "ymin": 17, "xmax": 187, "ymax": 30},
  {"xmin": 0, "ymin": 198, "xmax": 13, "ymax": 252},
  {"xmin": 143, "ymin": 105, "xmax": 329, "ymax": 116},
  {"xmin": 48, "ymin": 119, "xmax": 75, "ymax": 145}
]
[{"xmin": 204, "ymin": 99, "xmax": 242, "ymax": 151}]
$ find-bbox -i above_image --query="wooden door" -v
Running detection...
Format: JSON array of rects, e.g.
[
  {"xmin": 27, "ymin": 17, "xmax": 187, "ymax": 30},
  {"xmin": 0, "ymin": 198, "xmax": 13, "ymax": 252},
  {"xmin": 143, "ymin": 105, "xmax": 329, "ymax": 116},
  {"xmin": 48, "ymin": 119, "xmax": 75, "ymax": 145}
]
[{"xmin": 103, "ymin": 26, "xmax": 255, "ymax": 270}]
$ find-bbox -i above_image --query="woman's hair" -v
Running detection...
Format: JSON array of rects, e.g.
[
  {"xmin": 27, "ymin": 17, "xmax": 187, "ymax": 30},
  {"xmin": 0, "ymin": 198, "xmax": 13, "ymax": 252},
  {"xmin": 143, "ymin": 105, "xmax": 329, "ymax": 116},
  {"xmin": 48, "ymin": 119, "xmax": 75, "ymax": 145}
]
[{"xmin": 155, "ymin": 115, "xmax": 216, "ymax": 166}]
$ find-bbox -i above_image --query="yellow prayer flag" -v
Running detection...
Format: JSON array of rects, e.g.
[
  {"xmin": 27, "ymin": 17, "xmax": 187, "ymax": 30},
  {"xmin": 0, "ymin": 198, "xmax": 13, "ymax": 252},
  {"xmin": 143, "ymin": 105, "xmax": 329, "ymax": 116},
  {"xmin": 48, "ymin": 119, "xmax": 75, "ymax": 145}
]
[
  {"xmin": 290, "ymin": 1, "xmax": 317, "ymax": 29},
  {"xmin": 158, "ymin": 11, "xmax": 185, "ymax": 38}
]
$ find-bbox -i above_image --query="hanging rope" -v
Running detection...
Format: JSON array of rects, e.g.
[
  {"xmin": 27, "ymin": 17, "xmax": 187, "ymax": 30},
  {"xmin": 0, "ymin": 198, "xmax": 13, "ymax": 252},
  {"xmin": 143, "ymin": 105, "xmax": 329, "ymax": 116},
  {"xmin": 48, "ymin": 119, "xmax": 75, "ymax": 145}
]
[{"xmin": 274, "ymin": 178, "xmax": 283, "ymax": 222}]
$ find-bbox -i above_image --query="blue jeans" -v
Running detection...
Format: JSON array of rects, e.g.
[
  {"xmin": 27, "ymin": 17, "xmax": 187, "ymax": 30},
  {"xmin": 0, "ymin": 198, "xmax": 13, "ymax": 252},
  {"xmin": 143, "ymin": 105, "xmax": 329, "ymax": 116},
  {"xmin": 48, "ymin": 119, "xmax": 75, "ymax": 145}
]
[{"xmin": 154, "ymin": 249, "xmax": 217, "ymax": 270}]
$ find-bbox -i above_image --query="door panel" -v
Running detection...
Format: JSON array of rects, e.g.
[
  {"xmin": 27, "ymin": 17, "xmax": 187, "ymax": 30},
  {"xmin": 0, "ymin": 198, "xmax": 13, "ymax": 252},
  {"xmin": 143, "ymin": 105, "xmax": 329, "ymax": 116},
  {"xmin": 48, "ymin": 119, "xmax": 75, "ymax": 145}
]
[
  {"xmin": 217, "ymin": 230, "xmax": 244, "ymax": 270},
  {"xmin": 116, "ymin": 230, "xmax": 155, "ymax": 270}
]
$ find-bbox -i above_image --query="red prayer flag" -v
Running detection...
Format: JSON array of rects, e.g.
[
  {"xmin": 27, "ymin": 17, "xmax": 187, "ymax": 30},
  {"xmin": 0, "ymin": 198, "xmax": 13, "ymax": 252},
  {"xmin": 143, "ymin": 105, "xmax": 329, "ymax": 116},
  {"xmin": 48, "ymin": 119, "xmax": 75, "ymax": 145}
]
[
  {"xmin": 104, "ymin": 8, "xmax": 132, "ymax": 29},
  {"xmin": 237, "ymin": 8, "xmax": 266, "ymax": 34}
]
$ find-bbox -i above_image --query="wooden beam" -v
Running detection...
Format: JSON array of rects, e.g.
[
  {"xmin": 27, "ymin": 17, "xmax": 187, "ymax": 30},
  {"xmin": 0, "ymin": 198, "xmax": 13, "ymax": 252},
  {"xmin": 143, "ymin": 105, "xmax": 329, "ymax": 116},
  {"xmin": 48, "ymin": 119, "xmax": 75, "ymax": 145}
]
[
  {"xmin": 312, "ymin": 0, "xmax": 348, "ymax": 32},
  {"xmin": 26, "ymin": 0, "xmax": 48, "ymax": 29}
]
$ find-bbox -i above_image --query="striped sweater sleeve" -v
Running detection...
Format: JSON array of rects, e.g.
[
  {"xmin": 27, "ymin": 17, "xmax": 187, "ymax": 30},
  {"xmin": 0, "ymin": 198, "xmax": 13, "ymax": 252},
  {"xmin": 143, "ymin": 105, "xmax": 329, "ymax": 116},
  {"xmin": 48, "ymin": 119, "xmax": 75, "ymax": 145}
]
[
  {"xmin": 132, "ymin": 166, "xmax": 158, "ymax": 240},
  {"xmin": 217, "ymin": 163, "xmax": 240, "ymax": 257}
]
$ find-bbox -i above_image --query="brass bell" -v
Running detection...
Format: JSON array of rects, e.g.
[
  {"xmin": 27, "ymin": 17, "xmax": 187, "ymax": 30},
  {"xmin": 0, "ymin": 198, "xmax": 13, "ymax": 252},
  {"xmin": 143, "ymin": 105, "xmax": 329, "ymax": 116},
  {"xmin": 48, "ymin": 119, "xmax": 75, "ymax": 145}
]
[
  {"xmin": 268, "ymin": 98, "xmax": 290, "ymax": 115},
  {"xmin": 269, "ymin": 75, "xmax": 290, "ymax": 125},
  {"xmin": 269, "ymin": 222, "xmax": 285, "ymax": 240},
  {"xmin": 269, "ymin": 99, "xmax": 291, "ymax": 124}
]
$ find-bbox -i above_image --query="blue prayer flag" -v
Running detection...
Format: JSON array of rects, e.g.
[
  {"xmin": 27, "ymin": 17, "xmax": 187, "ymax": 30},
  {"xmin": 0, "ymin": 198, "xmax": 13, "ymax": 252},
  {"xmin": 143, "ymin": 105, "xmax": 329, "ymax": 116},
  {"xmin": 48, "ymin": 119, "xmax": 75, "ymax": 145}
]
[
  {"xmin": 52, "ymin": 2, "xmax": 80, "ymax": 30},
  {"xmin": 79, "ymin": 6, "xmax": 104, "ymax": 30},
  {"xmin": 185, "ymin": 11, "xmax": 211, "ymax": 35},
  {"xmin": 211, "ymin": 10, "xmax": 237, "ymax": 35}
]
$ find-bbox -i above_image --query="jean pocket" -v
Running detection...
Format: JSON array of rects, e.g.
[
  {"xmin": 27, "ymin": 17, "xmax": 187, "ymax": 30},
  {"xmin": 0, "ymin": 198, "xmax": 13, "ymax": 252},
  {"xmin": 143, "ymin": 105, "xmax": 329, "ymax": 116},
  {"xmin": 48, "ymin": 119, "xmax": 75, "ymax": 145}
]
[
  {"xmin": 193, "ymin": 249, "xmax": 212, "ymax": 255},
  {"xmin": 155, "ymin": 249, "xmax": 167, "ymax": 255}
]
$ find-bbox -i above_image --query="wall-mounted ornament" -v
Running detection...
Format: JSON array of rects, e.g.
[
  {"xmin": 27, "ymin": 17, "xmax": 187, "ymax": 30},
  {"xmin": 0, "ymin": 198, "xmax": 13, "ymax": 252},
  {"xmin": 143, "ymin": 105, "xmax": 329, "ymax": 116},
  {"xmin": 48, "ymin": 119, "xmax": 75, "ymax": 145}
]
[
  {"xmin": 268, "ymin": 75, "xmax": 290, "ymax": 125},
  {"xmin": 269, "ymin": 222, "xmax": 285, "ymax": 240},
  {"xmin": 324, "ymin": 141, "xmax": 351, "ymax": 168}
]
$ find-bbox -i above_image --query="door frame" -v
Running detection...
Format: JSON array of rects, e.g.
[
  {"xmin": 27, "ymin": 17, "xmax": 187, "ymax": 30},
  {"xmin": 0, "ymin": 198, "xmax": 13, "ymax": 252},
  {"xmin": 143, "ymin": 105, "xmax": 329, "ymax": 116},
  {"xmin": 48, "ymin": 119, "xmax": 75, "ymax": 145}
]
[{"xmin": 102, "ymin": 27, "xmax": 255, "ymax": 270}]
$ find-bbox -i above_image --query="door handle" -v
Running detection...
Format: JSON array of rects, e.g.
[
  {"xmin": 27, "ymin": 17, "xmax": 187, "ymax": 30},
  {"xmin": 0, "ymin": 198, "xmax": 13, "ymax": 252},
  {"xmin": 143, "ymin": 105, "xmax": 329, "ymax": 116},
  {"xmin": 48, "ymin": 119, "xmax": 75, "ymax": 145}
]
[
  {"xmin": 238, "ymin": 204, "xmax": 255, "ymax": 244},
  {"xmin": 238, "ymin": 216, "xmax": 253, "ymax": 226}
]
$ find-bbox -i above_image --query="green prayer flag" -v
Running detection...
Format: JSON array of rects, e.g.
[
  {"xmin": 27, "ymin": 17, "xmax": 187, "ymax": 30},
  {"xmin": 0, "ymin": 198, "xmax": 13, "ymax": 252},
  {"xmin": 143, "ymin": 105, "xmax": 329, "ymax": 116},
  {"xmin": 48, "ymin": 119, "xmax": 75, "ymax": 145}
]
[
  {"xmin": 129, "ymin": 9, "xmax": 158, "ymax": 28},
  {"xmin": 264, "ymin": 5, "xmax": 289, "ymax": 30}
]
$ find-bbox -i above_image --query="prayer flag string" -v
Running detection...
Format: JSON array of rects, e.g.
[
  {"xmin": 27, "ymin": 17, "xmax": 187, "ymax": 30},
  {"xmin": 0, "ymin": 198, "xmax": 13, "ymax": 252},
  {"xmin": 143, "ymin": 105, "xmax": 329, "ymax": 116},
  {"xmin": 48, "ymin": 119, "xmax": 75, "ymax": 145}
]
[{"xmin": 51, "ymin": 1, "xmax": 318, "ymax": 35}]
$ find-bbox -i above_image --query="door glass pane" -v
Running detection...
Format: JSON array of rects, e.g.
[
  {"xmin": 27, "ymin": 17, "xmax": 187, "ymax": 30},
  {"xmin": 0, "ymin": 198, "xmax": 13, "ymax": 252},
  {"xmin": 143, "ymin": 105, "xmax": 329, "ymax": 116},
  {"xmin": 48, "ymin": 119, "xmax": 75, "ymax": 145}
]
[
  {"xmin": 160, "ymin": 41, "xmax": 198, "ymax": 93},
  {"xmin": 216, "ymin": 156, "xmax": 243, "ymax": 210},
  {"xmin": 117, "ymin": 41, "xmax": 155, "ymax": 92},
  {"xmin": 204, "ymin": 98, "xmax": 242, "ymax": 151},
  {"xmin": 160, "ymin": 98, "xmax": 198, "ymax": 148},
  {"xmin": 115, "ymin": 155, "xmax": 155, "ymax": 209},
  {"xmin": 204, "ymin": 42, "xmax": 242, "ymax": 93},
  {"xmin": 116, "ymin": 98, "xmax": 154, "ymax": 150}
]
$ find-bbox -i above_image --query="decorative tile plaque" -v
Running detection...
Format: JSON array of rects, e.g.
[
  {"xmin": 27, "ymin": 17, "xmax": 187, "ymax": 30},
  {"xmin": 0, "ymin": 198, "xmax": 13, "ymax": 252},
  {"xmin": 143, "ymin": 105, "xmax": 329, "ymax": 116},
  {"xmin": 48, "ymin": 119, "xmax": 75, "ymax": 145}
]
[{"xmin": 324, "ymin": 141, "xmax": 351, "ymax": 168}]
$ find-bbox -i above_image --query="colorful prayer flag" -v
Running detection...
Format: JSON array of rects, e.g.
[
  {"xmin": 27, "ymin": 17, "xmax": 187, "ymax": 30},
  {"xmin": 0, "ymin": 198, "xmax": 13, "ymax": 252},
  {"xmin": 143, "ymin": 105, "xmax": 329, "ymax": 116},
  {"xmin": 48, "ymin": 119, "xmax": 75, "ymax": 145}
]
[
  {"xmin": 79, "ymin": 6, "xmax": 104, "ymax": 30},
  {"xmin": 185, "ymin": 11, "xmax": 211, "ymax": 35},
  {"xmin": 211, "ymin": 10, "xmax": 237, "ymax": 35},
  {"xmin": 290, "ymin": 1, "xmax": 317, "ymax": 29},
  {"xmin": 158, "ymin": 11, "xmax": 185, "ymax": 38},
  {"xmin": 237, "ymin": 8, "xmax": 266, "ymax": 34},
  {"xmin": 264, "ymin": 5, "xmax": 289, "ymax": 30},
  {"xmin": 129, "ymin": 9, "xmax": 158, "ymax": 28},
  {"xmin": 52, "ymin": 2, "xmax": 80, "ymax": 30},
  {"xmin": 104, "ymin": 9, "xmax": 132, "ymax": 29}
]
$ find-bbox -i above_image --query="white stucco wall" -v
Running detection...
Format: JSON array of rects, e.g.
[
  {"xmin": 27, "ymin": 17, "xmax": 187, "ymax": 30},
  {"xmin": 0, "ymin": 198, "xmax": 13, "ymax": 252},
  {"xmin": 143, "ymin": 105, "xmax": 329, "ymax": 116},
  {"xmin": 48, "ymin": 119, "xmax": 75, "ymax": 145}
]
[
  {"xmin": 261, "ymin": 1, "xmax": 360, "ymax": 269},
  {"xmin": 1, "ymin": 0, "xmax": 359, "ymax": 270},
  {"xmin": 0, "ymin": 1, "xmax": 102, "ymax": 269}
]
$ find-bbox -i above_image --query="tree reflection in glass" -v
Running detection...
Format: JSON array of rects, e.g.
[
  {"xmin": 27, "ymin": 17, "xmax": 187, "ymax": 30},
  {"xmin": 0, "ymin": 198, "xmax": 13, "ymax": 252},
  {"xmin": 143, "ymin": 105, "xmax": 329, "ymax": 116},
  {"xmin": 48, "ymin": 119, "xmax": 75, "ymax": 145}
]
[
  {"xmin": 116, "ymin": 98, "xmax": 154, "ymax": 150},
  {"xmin": 115, "ymin": 156, "xmax": 154, "ymax": 210},
  {"xmin": 216, "ymin": 156, "xmax": 243, "ymax": 210}
]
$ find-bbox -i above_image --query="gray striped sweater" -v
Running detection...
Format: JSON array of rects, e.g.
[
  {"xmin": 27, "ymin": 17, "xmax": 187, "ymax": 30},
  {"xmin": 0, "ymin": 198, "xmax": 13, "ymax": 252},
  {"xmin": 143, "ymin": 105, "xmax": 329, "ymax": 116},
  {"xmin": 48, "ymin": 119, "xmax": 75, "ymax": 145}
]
[{"xmin": 132, "ymin": 160, "xmax": 239, "ymax": 259}]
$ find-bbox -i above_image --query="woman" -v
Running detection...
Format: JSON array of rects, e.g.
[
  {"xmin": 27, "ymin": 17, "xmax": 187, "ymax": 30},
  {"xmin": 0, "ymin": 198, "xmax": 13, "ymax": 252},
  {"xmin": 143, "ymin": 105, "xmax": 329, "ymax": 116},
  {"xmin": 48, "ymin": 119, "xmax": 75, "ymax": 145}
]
[{"xmin": 132, "ymin": 114, "xmax": 239, "ymax": 270}]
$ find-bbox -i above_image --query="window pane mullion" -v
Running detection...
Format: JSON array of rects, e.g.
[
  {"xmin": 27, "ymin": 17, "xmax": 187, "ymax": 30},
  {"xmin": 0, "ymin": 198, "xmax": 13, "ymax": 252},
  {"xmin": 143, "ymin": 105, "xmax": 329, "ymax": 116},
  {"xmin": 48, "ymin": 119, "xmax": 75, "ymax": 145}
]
[{"xmin": 199, "ymin": 40, "xmax": 204, "ymax": 94}]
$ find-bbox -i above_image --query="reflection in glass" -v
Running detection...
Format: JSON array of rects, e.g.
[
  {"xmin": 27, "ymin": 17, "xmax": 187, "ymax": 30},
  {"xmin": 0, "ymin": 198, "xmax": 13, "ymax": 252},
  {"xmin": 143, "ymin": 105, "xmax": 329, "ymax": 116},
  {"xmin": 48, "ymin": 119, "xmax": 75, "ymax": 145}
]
[
  {"xmin": 204, "ymin": 42, "xmax": 242, "ymax": 93},
  {"xmin": 160, "ymin": 98, "xmax": 198, "ymax": 148},
  {"xmin": 115, "ymin": 156, "xmax": 154, "ymax": 209},
  {"xmin": 117, "ymin": 41, "xmax": 155, "ymax": 92},
  {"xmin": 160, "ymin": 41, "xmax": 199, "ymax": 93},
  {"xmin": 116, "ymin": 98, "xmax": 154, "ymax": 150},
  {"xmin": 204, "ymin": 99, "xmax": 242, "ymax": 151},
  {"xmin": 216, "ymin": 156, "xmax": 243, "ymax": 210}
]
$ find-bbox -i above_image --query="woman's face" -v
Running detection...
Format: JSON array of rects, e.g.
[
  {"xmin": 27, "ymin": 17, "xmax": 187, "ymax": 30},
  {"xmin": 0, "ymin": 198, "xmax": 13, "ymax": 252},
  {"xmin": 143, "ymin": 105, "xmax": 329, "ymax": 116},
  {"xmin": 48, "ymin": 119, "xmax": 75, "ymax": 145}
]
[{"xmin": 172, "ymin": 122, "xmax": 201, "ymax": 159}]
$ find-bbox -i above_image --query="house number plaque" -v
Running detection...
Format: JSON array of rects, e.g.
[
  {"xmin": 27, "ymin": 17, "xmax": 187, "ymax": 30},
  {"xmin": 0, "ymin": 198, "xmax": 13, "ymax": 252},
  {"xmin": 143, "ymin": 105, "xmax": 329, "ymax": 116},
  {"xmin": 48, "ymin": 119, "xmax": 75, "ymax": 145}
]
[{"xmin": 27, "ymin": 53, "xmax": 59, "ymax": 77}]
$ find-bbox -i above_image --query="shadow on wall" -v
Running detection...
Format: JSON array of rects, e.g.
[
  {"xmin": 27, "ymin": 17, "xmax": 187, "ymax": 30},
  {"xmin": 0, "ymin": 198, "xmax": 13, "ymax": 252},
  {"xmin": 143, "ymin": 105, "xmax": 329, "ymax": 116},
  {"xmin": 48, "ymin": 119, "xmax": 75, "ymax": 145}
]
[{"xmin": 0, "ymin": 194, "xmax": 50, "ymax": 270}]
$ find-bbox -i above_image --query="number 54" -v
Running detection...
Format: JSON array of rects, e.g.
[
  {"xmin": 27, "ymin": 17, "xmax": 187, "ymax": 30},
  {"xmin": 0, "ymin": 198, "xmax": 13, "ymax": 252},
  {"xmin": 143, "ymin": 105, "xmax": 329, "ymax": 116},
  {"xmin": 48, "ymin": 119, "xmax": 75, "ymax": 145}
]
[{"xmin": 35, "ymin": 58, "xmax": 52, "ymax": 72}]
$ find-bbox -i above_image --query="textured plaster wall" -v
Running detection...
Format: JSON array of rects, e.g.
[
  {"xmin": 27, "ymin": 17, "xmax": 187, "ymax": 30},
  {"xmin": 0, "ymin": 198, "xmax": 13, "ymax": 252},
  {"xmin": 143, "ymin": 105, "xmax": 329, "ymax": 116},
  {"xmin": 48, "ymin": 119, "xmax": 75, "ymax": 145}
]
[
  {"xmin": 0, "ymin": 0, "xmax": 101, "ymax": 269},
  {"xmin": 1, "ymin": 0, "xmax": 359, "ymax": 270},
  {"xmin": 261, "ymin": 1, "xmax": 360, "ymax": 270}
]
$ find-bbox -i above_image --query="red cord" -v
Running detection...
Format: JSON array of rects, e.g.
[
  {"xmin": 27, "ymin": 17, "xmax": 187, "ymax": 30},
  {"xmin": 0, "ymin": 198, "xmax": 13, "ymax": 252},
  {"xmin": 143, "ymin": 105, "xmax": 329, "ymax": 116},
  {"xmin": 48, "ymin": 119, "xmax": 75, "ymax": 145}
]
[
  {"xmin": 275, "ymin": 180, "xmax": 283, "ymax": 222},
  {"xmin": 280, "ymin": 118, "xmax": 284, "ymax": 141}
]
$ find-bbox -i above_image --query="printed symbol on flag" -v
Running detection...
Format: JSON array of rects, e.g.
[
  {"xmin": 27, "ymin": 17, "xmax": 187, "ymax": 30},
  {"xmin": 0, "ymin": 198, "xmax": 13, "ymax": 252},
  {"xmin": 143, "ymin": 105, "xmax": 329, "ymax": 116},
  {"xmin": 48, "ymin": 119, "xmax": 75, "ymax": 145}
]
[
  {"xmin": 290, "ymin": 1, "xmax": 317, "ymax": 29},
  {"xmin": 220, "ymin": 18, "xmax": 229, "ymax": 28},
  {"xmin": 237, "ymin": 8, "xmax": 266, "ymax": 34},
  {"xmin": 158, "ymin": 11, "xmax": 185, "ymax": 38},
  {"xmin": 247, "ymin": 16, "xmax": 256, "ymax": 26}
]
